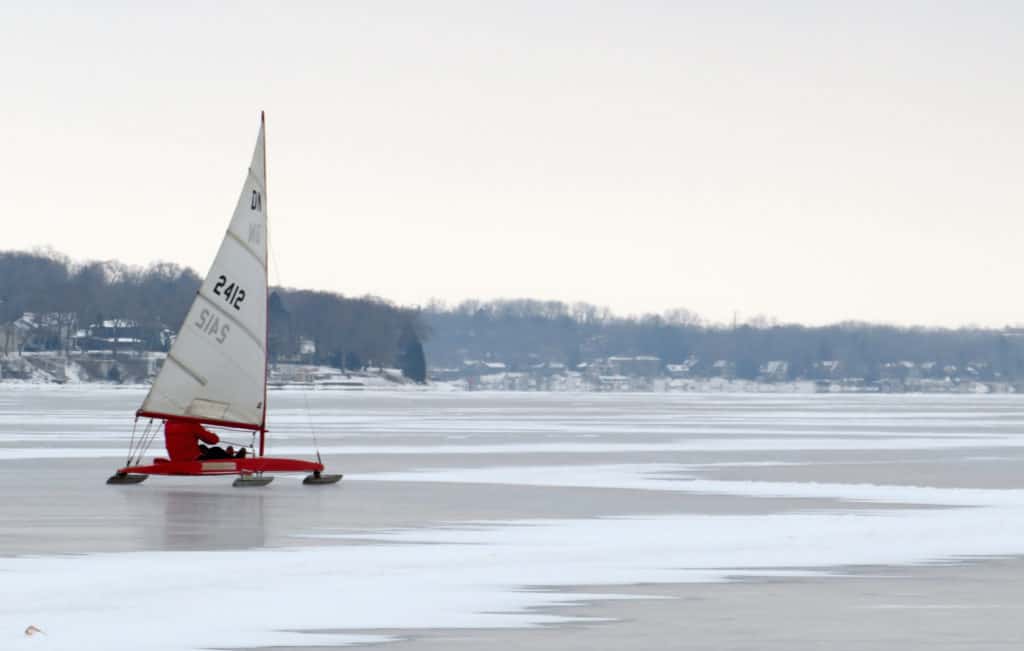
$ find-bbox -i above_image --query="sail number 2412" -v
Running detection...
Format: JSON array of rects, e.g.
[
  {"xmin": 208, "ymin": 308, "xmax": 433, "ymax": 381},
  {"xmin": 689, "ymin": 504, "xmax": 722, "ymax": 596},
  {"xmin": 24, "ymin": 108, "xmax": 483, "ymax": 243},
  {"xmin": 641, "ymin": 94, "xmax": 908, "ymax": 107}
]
[{"xmin": 213, "ymin": 275, "xmax": 246, "ymax": 310}]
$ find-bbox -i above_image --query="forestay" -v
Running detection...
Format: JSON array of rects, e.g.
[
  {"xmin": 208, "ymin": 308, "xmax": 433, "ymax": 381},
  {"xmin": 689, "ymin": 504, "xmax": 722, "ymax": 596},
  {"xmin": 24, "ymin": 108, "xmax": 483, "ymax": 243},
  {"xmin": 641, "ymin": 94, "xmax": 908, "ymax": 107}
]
[{"xmin": 139, "ymin": 117, "xmax": 268, "ymax": 429}]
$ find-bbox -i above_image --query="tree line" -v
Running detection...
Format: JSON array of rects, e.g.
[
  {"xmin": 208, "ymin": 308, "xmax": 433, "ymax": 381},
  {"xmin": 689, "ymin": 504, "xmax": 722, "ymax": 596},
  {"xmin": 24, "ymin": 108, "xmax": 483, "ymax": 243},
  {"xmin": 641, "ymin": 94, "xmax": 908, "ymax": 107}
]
[
  {"xmin": 0, "ymin": 250, "xmax": 427, "ymax": 381},
  {"xmin": 6, "ymin": 250, "xmax": 1024, "ymax": 383},
  {"xmin": 423, "ymin": 299, "xmax": 1024, "ymax": 381}
]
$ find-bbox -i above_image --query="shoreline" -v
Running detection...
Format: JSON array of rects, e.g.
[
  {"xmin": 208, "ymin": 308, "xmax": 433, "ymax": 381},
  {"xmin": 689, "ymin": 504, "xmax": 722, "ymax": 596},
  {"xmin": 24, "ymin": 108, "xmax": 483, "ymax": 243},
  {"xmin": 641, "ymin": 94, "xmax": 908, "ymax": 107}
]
[{"xmin": 2, "ymin": 380, "xmax": 1023, "ymax": 396}]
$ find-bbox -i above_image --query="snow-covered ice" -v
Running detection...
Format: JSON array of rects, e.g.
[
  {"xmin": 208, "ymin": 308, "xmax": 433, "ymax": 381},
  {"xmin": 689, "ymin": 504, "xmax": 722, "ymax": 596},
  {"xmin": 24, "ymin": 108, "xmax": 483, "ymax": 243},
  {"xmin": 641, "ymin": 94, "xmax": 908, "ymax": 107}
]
[{"xmin": 4, "ymin": 388, "xmax": 1024, "ymax": 650}]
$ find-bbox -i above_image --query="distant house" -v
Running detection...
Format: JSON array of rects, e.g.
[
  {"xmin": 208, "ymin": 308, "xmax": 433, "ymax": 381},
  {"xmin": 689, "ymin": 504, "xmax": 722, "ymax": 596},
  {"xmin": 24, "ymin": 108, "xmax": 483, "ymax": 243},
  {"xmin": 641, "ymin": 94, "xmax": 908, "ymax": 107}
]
[
  {"xmin": 919, "ymin": 361, "xmax": 941, "ymax": 378},
  {"xmin": 1, "ymin": 312, "xmax": 76, "ymax": 353},
  {"xmin": 298, "ymin": 337, "xmax": 316, "ymax": 356},
  {"xmin": 666, "ymin": 356, "xmax": 699, "ymax": 378},
  {"xmin": 73, "ymin": 319, "xmax": 144, "ymax": 351},
  {"xmin": 597, "ymin": 375, "xmax": 632, "ymax": 391},
  {"xmin": 462, "ymin": 360, "xmax": 507, "ymax": 376},
  {"xmin": 814, "ymin": 360, "xmax": 842, "ymax": 379},
  {"xmin": 429, "ymin": 367, "xmax": 464, "ymax": 382},
  {"xmin": 758, "ymin": 360, "xmax": 789, "ymax": 382},
  {"xmin": 665, "ymin": 363, "xmax": 687, "ymax": 378},
  {"xmin": 711, "ymin": 359, "xmax": 735, "ymax": 378},
  {"xmin": 964, "ymin": 361, "xmax": 993, "ymax": 380},
  {"xmin": 607, "ymin": 356, "xmax": 662, "ymax": 378},
  {"xmin": 159, "ymin": 328, "xmax": 176, "ymax": 350},
  {"xmin": 1, "ymin": 318, "xmax": 31, "ymax": 355},
  {"xmin": 530, "ymin": 361, "xmax": 567, "ymax": 377},
  {"xmin": 881, "ymin": 361, "xmax": 920, "ymax": 381}
]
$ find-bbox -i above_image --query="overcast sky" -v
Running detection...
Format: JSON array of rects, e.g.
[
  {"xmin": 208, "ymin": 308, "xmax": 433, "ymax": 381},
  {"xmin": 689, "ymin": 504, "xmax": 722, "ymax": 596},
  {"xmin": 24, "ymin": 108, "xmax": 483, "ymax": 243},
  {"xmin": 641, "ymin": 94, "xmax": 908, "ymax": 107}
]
[{"xmin": 2, "ymin": 2, "xmax": 1022, "ymax": 327}]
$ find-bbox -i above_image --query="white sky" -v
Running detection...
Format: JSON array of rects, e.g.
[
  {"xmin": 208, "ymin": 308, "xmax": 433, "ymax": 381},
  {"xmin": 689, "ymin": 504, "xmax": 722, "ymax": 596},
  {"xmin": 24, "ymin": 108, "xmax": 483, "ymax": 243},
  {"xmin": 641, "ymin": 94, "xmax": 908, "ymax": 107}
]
[{"xmin": 2, "ymin": 2, "xmax": 1023, "ymax": 327}]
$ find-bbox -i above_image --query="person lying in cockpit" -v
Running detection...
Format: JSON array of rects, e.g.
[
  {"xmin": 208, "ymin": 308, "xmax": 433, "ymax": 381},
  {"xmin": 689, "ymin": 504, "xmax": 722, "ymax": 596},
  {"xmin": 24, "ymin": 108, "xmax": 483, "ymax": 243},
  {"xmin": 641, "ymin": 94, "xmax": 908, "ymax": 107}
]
[{"xmin": 199, "ymin": 444, "xmax": 230, "ymax": 460}]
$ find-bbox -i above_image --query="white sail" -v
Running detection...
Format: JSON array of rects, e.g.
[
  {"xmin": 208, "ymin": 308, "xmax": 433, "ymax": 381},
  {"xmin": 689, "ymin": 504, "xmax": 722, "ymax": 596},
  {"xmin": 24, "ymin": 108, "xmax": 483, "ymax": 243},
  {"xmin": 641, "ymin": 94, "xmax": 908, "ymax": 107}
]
[{"xmin": 139, "ymin": 116, "xmax": 268, "ymax": 429}]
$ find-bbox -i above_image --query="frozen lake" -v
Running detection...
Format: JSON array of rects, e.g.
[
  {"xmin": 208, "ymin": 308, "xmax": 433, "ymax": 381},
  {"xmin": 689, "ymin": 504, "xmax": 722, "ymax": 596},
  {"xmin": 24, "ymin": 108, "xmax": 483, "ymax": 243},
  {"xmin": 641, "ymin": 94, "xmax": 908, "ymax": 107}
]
[{"xmin": 3, "ymin": 387, "xmax": 1024, "ymax": 650}]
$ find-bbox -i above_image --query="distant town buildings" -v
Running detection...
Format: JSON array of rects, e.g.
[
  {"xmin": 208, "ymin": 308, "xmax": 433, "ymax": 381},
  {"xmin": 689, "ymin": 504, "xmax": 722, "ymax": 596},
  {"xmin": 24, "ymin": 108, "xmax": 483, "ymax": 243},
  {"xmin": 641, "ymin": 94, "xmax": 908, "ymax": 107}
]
[
  {"xmin": 4, "ymin": 306, "xmax": 1024, "ymax": 395},
  {"xmin": 425, "ymin": 353, "xmax": 1023, "ymax": 394}
]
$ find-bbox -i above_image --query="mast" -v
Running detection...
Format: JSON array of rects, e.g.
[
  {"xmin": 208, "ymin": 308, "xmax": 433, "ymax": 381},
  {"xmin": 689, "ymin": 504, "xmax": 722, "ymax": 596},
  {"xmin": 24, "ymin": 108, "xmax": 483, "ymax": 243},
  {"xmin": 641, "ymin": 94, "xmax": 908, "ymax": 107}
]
[{"xmin": 259, "ymin": 110, "xmax": 268, "ymax": 458}]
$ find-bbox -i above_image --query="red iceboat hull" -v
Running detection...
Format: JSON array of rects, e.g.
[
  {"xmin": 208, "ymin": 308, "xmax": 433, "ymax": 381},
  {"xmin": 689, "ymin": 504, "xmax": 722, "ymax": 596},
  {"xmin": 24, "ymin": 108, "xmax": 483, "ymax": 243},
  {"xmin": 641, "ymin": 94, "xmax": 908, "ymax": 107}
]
[{"xmin": 116, "ymin": 457, "xmax": 323, "ymax": 477}]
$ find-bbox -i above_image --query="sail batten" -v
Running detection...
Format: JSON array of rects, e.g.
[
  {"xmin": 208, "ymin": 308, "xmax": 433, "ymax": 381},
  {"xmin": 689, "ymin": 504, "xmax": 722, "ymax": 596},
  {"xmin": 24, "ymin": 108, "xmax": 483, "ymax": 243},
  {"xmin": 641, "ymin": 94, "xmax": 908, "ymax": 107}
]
[
  {"xmin": 166, "ymin": 353, "xmax": 208, "ymax": 386},
  {"xmin": 139, "ymin": 118, "xmax": 269, "ymax": 430},
  {"xmin": 226, "ymin": 230, "xmax": 267, "ymax": 268}
]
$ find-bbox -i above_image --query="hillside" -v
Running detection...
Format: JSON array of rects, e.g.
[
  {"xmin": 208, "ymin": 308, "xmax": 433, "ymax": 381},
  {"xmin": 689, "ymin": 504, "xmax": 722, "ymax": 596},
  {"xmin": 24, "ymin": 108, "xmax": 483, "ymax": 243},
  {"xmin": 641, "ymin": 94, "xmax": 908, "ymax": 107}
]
[{"xmin": 5, "ymin": 250, "xmax": 1024, "ymax": 392}]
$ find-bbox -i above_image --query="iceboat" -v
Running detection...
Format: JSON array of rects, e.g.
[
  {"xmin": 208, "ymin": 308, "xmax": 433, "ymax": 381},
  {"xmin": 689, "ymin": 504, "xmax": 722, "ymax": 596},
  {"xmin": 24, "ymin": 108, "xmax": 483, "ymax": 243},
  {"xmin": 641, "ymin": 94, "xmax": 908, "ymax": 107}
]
[{"xmin": 107, "ymin": 113, "xmax": 340, "ymax": 487}]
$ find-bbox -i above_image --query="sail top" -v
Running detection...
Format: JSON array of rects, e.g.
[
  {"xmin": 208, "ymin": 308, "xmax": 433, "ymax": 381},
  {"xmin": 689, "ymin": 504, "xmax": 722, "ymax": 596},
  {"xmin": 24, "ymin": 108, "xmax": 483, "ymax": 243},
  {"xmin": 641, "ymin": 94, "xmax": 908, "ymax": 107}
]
[{"xmin": 139, "ymin": 118, "xmax": 269, "ymax": 429}]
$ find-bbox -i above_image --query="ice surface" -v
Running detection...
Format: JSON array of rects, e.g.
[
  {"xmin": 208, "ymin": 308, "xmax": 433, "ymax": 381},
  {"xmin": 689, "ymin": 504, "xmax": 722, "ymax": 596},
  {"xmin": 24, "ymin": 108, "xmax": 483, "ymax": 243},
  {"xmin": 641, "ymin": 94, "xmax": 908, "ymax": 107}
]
[
  {"xmin": 3, "ymin": 435, "xmax": 1024, "ymax": 461},
  {"xmin": 360, "ymin": 462, "xmax": 1024, "ymax": 506},
  {"xmin": 6, "ymin": 389, "xmax": 1024, "ymax": 650},
  {"xmin": 7, "ymin": 502, "xmax": 1024, "ymax": 650}
]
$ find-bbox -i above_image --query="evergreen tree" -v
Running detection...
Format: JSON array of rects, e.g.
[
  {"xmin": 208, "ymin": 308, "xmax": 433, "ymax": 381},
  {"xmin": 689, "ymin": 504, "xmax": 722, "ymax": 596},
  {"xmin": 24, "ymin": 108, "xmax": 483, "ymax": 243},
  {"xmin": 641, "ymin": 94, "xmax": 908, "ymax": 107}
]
[
  {"xmin": 397, "ymin": 323, "xmax": 427, "ymax": 383},
  {"xmin": 344, "ymin": 351, "xmax": 363, "ymax": 371},
  {"xmin": 267, "ymin": 291, "xmax": 292, "ymax": 361}
]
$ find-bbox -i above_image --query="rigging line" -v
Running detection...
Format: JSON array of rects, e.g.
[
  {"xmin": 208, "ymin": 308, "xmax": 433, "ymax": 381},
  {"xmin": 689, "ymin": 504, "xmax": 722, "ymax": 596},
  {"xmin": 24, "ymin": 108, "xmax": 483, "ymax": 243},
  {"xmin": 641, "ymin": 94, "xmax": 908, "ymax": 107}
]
[
  {"xmin": 128, "ymin": 420, "xmax": 148, "ymax": 466},
  {"xmin": 136, "ymin": 421, "xmax": 150, "ymax": 465},
  {"xmin": 137, "ymin": 419, "xmax": 160, "ymax": 464},
  {"xmin": 136, "ymin": 420, "xmax": 158, "ymax": 465},
  {"xmin": 268, "ymin": 228, "xmax": 323, "ymax": 459},
  {"xmin": 125, "ymin": 417, "xmax": 139, "ymax": 466},
  {"xmin": 129, "ymin": 419, "xmax": 153, "ymax": 466},
  {"xmin": 303, "ymin": 387, "xmax": 323, "ymax": 461},
  {"xmin": 130, "ymin": 420, "xmax": 149, "ymax": 466}
]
